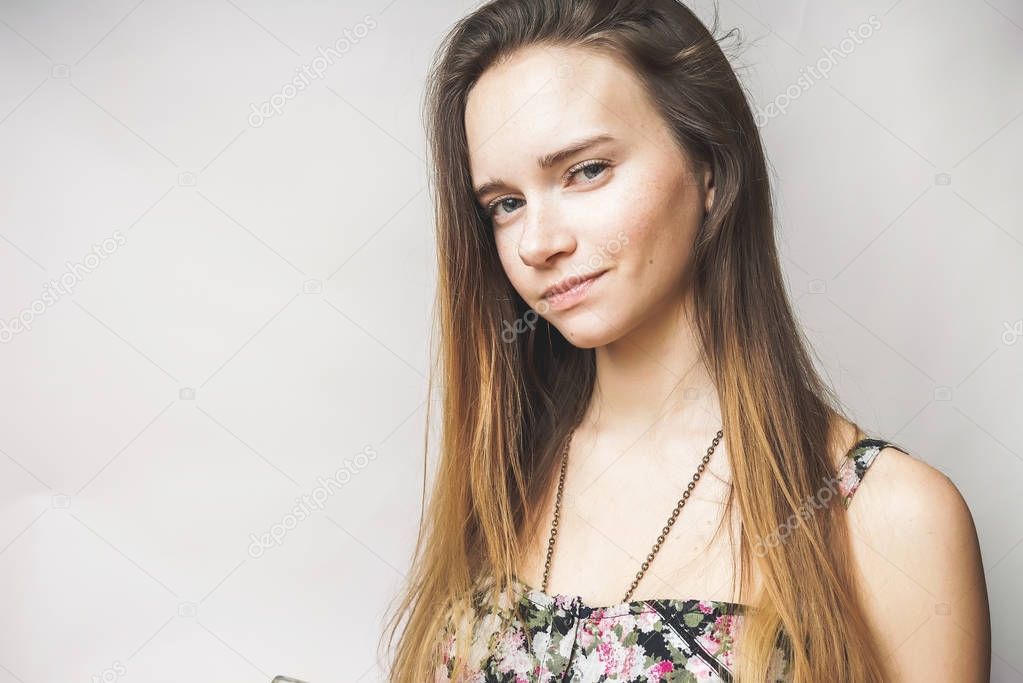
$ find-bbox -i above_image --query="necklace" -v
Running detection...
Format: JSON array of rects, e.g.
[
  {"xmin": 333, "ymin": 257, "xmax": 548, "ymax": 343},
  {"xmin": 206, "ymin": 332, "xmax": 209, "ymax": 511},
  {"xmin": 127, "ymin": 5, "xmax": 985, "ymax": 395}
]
[{"xmin": 540, "ymin": 426, "xmax": 725, "ymax": 603}]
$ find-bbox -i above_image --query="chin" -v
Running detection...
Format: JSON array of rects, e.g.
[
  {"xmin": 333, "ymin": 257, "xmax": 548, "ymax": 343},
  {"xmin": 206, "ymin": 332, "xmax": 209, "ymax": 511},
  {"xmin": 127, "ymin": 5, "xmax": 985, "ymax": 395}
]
[{"xmin": 549, "ymin": 312, "xmax": 623, "ymax": 349}]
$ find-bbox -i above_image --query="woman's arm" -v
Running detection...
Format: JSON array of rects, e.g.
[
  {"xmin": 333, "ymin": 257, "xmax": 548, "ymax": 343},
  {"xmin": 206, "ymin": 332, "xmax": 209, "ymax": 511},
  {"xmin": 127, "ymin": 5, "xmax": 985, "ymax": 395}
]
[{"xmin": 846, "ymin": 445, "xmax": 991, "ymax": 682}]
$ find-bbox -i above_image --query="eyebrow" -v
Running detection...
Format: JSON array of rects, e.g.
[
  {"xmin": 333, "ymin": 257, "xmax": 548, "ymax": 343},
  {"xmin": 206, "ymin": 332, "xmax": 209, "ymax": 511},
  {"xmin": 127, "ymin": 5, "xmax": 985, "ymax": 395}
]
[{"xmin": 473, "ymin": 133, "xmax": 617, "ymax": 201}]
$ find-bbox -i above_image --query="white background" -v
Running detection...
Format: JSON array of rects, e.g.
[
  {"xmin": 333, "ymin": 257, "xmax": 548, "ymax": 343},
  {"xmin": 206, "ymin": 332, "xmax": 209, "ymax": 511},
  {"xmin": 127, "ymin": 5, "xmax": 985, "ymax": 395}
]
[{"xmin": 0, "ymin": 0, "xmax": 1021, "ymax": 681}]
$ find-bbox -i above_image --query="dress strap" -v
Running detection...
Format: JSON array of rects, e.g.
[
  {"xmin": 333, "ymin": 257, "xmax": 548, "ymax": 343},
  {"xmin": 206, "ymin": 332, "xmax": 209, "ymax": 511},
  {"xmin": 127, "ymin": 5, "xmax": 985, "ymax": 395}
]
[{"xmin": 837, "ymin": 436, "xmax": 906, "ymax": 508}]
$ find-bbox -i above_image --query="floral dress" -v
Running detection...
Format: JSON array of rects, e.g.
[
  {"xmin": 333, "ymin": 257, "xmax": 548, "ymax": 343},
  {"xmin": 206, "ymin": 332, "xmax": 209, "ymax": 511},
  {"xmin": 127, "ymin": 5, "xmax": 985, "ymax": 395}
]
[{"xmin": 437, "ymin": 437, "xmax": 900, "ymax": 682}]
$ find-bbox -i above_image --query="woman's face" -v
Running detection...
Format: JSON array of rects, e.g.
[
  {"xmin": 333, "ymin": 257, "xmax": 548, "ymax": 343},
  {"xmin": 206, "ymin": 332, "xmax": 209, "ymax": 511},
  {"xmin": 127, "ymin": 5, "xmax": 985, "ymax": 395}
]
[{"xmin": 464, "ymin": 45, "xmax": 714, "ymax": 349}]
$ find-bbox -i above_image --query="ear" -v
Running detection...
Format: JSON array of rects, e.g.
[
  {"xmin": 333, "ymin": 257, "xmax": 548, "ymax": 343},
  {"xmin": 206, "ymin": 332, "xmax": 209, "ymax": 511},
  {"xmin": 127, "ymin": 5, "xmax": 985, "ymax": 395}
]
[{"xmin": 702, "ymin": 163, "xmax": 715, "ymax": 214}]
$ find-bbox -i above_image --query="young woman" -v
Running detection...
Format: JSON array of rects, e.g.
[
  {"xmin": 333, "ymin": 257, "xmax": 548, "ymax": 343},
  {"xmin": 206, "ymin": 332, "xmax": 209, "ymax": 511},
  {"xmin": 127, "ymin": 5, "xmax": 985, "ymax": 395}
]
[{"xmin": 383, "ymin": 1, "xmax": 990, "ymax": 680}]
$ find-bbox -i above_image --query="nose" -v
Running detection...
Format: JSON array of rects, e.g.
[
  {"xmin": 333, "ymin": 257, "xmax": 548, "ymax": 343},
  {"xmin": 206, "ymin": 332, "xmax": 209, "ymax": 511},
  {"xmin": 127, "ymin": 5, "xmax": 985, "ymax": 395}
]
[{"xmin": 514, "ymin": 199, "xmax": 576, "ymax": 268}]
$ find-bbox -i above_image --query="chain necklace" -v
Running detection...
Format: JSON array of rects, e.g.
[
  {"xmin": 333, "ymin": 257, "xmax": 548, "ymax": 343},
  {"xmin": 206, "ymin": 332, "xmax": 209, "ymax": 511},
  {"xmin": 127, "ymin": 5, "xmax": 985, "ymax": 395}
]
[{"xmin": 540, "ymin": 426, "xmax": 725, "ymax": 603}]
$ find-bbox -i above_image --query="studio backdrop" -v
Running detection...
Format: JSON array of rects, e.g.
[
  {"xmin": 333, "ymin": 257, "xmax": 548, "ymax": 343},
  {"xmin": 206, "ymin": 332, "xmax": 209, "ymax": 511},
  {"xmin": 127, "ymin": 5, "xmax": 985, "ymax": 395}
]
[{"xmin": 0, "ymin": 0, "xmax": 1020, "ymax": 681}]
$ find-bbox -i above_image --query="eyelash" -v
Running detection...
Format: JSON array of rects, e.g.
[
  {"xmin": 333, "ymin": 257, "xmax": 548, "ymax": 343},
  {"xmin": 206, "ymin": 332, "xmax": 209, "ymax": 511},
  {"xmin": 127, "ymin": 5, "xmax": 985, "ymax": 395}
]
[{"xmin": 485, "ymin": 159, "xmax": 612, "ymax": 218}]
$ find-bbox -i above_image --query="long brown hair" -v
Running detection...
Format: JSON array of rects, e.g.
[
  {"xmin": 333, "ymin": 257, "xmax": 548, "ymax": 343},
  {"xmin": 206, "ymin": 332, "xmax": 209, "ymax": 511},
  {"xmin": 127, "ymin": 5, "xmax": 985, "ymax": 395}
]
[{"xmin": 382, "ymin": 1, "xmax": 886, "ymax": 680}]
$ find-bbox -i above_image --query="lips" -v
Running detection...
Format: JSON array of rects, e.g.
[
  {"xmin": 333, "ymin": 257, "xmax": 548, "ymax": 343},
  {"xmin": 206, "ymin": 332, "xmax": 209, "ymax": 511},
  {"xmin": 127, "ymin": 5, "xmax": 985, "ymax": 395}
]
[
  {"xmin": 542, "ymin": 270, "xmax": 606, "ymax": 300},
  {"xmin": 541, "ymin": 270, "xmax": 606, "ymax": 311}
]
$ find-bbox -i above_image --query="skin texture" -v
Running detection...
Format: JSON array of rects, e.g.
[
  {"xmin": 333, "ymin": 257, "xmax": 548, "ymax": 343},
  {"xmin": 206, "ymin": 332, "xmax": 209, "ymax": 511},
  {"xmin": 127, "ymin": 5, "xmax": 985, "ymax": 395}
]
[
  {"xmin": 466, "ymin": 45, "xmax": 711, "ymax": 355},
  {"xmin": 846, "ymin": 444, "xmax": 991, "ymax": 681},
  {"xmin": 464, "ymin": 44, "xmax": 990, "ymax": 682}
]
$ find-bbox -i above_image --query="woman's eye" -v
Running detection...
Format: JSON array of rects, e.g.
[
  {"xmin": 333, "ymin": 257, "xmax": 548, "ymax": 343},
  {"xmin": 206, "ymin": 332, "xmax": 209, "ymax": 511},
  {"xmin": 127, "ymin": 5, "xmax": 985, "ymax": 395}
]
[
  {"xmin": 568, "ymin": 160, "xmax": 610, "ymax": 183},
  {"xmin": 488, "ymin": 196, "xmax": 523, "ymax": 218},
  {"xmin": 485, "ymin": 160, "xmax": 611, "ymax": 221}
]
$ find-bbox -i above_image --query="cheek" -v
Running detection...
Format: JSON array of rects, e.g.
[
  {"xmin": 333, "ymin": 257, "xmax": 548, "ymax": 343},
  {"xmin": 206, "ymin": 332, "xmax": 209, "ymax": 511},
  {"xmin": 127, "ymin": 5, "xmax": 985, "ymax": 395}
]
[
  {"xmin": 600, "ymin": 171, "xmax": 695, "ymax": 269},
  {"xmin": 494, "ymin": 238, "xmax": 530, "ymax": 294}
]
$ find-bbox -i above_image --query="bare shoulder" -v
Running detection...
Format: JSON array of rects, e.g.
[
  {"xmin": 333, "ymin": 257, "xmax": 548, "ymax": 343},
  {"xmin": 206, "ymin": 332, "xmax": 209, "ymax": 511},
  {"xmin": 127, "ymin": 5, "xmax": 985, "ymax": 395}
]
[
  {"xmin": 844, "ymin": 443, "xmax": 991, "ymax": 681},
  {"xmin": 846, "ymin": 443, "xmax": 968, "ymax": 531}
]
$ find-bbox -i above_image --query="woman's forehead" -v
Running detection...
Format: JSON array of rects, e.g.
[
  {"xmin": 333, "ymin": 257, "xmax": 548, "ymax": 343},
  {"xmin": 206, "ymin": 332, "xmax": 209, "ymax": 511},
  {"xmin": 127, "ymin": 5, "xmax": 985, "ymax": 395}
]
[{"xmin": 464, "ymin": 45, "xmax": 658, "ymax": 176}]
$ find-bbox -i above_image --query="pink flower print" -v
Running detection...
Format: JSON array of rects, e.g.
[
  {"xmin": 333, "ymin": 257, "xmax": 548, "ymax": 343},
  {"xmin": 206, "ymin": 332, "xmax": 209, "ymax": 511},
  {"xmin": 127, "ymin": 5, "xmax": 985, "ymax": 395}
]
[
  {"xmin": 578, "ymin": 627, "xmax": 595, "ymax": 650},
  {"xmin": 596, "ymin": 640, "xmax": 620, "ymax": 673},
  {"xmin": 635, "ymin": 608, "xmax": 659, "ymax": 631},
  {"xmin": 496, "ymin": 648, "xmax": 531, "ymax": 678},
  {"xmin": 533, "ymin": 661, "xmax": 556, "ymax": 683},
  {"xmin": 622, "ymin": 644, "xmax": 642, "ymax": 677},
  {"xmin": 440, "ymin": 632, "xmax": 455, "ymax": 663},
  {"xmin": 598, "ymin": 639, "xmax": 642, "ymax": 677},
  {"xmin": 577, "ymin": 617, "xmax": 603, "ymax": 650},
  {"xmin": 715, "ymin": 613, "xmax": 739, "ymax": 641},
  {"xmin": 495, "ymin": 630, "xmax": 531, "ymax": 678},
  {"xmin": 719, "ymin": 643, "xmax": 735, "ymax": 669},
  {"xmin": 578, "ymin": 614, "xmax": 619, "ymax": 650},
  {"xmin": 497, "ymin": 628, "xmax": 525, "ymax": 654},
  {"xmin": 647, "ymin": 659, "xmax": 674, "ymax": 682},
  {"xmin": 710, "ymin": 614, "xmax": 738, "ymax": 668},
  {"xmin": 554, "ymin": 594, "xmax": 576, "ymax": 610},
  {"xmin": 838, "ymin": 465, "xmax": 859, "ymax": 504},
  {"xmin": 595, "ymin": 616, "xmax": 620, "ymax": 640},
  {"xmin": 698, "ymin": 600, "xmax": 716, "ymax": 614},
  {"xmin": 686, "ymin": 655, "xmax": 717, "ymax": 679},
  {"xmin": 697, "ymin": 632, "xmax": 722, "ymax": 656}
]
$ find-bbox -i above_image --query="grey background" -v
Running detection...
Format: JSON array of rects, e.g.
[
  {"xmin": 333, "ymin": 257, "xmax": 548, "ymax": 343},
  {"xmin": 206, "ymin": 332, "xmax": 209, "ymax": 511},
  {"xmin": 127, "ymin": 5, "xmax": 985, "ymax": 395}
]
[{"xmin": 0, "ymin": 0, "xmax": 1020, "ymax": 681}]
